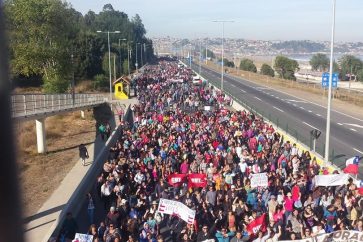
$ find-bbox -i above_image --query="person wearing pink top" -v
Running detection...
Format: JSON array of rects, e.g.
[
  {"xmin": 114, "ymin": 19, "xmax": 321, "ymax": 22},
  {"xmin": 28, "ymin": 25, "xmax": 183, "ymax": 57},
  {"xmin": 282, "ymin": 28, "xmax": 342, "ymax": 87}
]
[
  {"xmin": 284, "ymin": 192, "xmax": 294, "ymax": 222},
  {"xmin": 180, "ymin": 159, "xmax": 189, "ymax": 174}
]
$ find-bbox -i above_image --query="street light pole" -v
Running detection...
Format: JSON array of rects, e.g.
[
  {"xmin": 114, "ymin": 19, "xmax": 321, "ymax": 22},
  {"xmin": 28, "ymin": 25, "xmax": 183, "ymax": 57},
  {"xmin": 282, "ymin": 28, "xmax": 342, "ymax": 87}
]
[
  {"xmin": 135, "ymin": 43, "xmax": 139, "ymax": 72},
  {"xmin": 107, "ymin": 31, "xmax": 112, "ymax": 101},
  {"xmin": 324, "ymin": 0, "xmax": 336, "ymax": 164},
  {"xmin": 199, "ymin": 39, "xmax": 202, "ymax": 74},
  {"xmin": 141, "ymin": 43, "xmax": 143, "ymax": 67},
  {"xmin": 127, "ymin": 42, "xmax": 130, "ymax": 76},
  {"xmin": 71, "ymin": 53, "xmax": 75, "ymax": 106},
  {"xmin": 97, "ymin": 30, "xmax": 120, "ymax": 102},
  {"xmin": 118, "ymin": 38, "xmax": 127, "ymax": 76},
  {"xmin": 213, "ymin": 20, "xmax": 234, "ymax": 93}
]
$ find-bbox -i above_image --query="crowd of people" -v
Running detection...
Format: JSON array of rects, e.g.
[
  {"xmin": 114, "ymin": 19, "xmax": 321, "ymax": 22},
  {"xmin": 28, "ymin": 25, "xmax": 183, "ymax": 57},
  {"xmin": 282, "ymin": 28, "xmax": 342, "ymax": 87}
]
[{"xmin": 80, "ymin": 60, "xmax": 363, "ymax": 242}]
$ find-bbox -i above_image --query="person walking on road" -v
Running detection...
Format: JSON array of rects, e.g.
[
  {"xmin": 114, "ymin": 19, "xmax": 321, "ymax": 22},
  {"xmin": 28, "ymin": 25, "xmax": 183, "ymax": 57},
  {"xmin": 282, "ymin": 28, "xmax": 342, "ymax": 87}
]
[
  {"xmin": 99, "ymin": 123, "xmax": 106, "ymax": 141},
  {"xmin": 79, "ymin": 143, "xmax": 89, "ymax": 166}
]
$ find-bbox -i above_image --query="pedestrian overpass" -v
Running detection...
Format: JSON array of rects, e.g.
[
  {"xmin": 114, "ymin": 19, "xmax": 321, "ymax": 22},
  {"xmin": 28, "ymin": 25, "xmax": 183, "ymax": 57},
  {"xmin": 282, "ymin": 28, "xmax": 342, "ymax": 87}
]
[{"xmin": 11, "ymin": 93, "xmax": 110, "ymax": 153}]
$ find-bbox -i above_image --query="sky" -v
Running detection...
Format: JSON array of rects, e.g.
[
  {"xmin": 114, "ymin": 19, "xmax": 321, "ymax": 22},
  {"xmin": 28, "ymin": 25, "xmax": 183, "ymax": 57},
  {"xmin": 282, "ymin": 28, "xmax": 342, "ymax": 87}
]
[{"xmin": 67, "ymin": 0, "xmax": 363, "ymax": 42}]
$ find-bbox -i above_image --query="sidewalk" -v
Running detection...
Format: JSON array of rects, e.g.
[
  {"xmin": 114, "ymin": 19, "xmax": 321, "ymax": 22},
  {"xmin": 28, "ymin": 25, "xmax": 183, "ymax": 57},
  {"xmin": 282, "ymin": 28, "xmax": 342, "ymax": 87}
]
[
  {"xmin": 24, "ymin": 136, "xmax": 100, "ymax": 242},
  {"xmin": 23, "ymin": 98, "xmax": 138, "ymax": 242}
]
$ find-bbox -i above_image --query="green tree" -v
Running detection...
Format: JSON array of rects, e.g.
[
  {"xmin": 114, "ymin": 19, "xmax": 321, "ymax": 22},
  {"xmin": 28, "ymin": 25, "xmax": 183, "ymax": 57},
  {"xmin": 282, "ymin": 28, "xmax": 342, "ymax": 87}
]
[
  {"xmin": 310, "ymin": 53, "xmax": 329, "ymax": 71},
  {"xmin": 122, "ymin": 59, "xmax": 130, "ymax": 75},
  {"xmin": 260, "ymin": 64, "xmax": 275, "ymax": 77},
  {"xmin": 338, "ymin": 55, "xmax": 363, "ymax": 80},
  {"xmin": 224, "ymin": 58, "xmax": 235, "ymax": 68},
  {"xmin": 4, "ymin": 0, "xmax": 79, "ymax": 92},
  {"xmin": 239, "ymin": 59, "xmax": 257, "ymax": 73},
  {"xmin": 203, "ymin": 48, "xmax": 215, "ymax": 59},
  {"xmin": 274, "ymin": 56, "xmax": 299, "ymax": 80},
  {"xmin": 357, "ymin": 69, "xmax": 363, "ymax": 82},
  {"xmin": 4, "ymin": 1, "xmax": 155, "ymax": 91}
]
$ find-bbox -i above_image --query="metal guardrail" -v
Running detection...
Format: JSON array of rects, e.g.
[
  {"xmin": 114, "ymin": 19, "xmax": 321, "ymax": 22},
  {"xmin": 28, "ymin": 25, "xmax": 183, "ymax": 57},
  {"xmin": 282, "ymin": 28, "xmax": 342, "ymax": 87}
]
[{"xmin": 11, "ymin": 93, "xmax": 108, "ymax": 119}]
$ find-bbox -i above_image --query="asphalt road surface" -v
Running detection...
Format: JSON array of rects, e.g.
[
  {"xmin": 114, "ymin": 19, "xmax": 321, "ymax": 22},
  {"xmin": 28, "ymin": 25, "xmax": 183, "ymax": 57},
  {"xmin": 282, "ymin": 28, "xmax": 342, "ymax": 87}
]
[{"xmin": 189, "ymin": 61, "xmax": 363, "ymax": 178}]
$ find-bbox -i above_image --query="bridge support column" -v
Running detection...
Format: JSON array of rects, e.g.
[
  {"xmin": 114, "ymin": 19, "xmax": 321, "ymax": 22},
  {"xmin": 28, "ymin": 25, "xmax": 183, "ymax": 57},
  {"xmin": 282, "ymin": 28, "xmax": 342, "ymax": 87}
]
[
  {"xmin": 80, "ymin": 110, "xmax": 85, "ymax": 119},
  {"xmin": 36, "ymin": 118, "xmax": 46, "ymax": 153}
]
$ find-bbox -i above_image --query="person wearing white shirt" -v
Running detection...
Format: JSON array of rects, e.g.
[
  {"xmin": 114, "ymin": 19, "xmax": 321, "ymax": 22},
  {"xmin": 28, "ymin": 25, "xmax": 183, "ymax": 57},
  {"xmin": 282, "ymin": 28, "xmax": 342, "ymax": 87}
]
[
  {"xmin": 239, "ymin": 160, "xmax": 248, "ymax": 175},
  {"xmin": 134, "ymin": 170, "xmax": 145, "ymax": 184}
]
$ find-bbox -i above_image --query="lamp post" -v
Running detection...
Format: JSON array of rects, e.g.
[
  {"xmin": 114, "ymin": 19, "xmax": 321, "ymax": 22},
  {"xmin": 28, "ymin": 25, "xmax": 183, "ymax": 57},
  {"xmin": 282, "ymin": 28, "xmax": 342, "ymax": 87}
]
[
  {"xmin": 324, "ymin": 0, "xmax": 336, "ymax": 164},
  {"xmin": 127, "ymin": 41, "xmax": 133, "ymax": 76},
  {"xmin": 96, "ymin": 30, "xmax": 120, "ymax": 101},
  {"xmin": 213, "ymin": 20, "xmax": 234, "ymax": 92},
  {"xmin": 135, "ymin": 43, "xmax": 140, "ymax": 72},
  {"xmin": 118, "ymin": 38, "xmax": 127, "ymax": 76},
  {"xmin": 140, "ymin": 43, "xmax": 144, "ymax": 67},
  {"xmin": 71, "ymin": 53, "xmax": 75, "ymax": 106}
]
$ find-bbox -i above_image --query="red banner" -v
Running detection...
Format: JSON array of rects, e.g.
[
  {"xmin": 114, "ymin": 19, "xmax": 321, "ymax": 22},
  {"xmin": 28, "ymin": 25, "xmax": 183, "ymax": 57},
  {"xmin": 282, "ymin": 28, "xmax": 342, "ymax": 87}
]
[
  {"xmin": 188, "ymin": 173, "xmax": 207, "ymax": 188},
  {"xmin": 168, "ymin": 173, "xmax": 187, "ymax": 187},
  {"xmin": 246, "ymin": 214, "xmax": 266, "ymax": 235}
]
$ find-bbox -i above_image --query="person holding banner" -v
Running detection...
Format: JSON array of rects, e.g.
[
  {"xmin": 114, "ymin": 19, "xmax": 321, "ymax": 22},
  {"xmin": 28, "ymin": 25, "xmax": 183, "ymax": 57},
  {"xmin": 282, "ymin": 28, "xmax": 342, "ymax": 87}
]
[{"xmin": 82, "ymin": 61, "xmax": 363, "ymax": 242}]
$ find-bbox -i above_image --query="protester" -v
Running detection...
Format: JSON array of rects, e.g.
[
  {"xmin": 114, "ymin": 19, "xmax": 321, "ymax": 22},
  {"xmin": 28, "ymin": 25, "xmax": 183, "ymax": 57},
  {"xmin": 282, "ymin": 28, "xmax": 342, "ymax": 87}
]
[
  {"xmin": 79, "ymin": 143, "xmax": 89, "ymax": 166},
  {"xmin": 81, "ymin": 60, "xmax": 363, "ymax": 242}
]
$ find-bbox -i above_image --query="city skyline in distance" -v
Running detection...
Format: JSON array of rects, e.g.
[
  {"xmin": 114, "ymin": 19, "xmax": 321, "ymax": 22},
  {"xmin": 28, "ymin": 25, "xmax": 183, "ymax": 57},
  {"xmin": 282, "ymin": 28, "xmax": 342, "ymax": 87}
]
[{"xmin": 68, "ymin": 0, "xmax": 363, "ymax": 42}]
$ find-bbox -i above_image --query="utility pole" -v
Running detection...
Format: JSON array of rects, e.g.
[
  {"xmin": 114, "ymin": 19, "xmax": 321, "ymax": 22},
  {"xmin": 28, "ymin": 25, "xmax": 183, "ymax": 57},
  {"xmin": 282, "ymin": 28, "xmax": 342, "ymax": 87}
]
[
  {"xmin": 213, "ymin": 20, "xmax": 234, "ymax": 92},
  {"xmin": 113, "ymin": 54, "xmax": 116, "ymax": 81},
  {"xmin": 199, "ymin": 39, "xmax": 202, "ymax": 74},
  {"xmin": 96, "ymin": 30, "xmax": 121, "ymax": 101},
  {"xmin": 71, "ymin": 53, "xmax": 75, "ymax": 106},
  {"xmin": 141, "ymin": 43, "xmax": 144, "ymax": 67},
  {"xmin": 127, "ymin": 43, "xmax": 130, "ymax": 76},
  {"xmin": 324, "ymin": 0, "xmax": 336, "ymax": 164}
]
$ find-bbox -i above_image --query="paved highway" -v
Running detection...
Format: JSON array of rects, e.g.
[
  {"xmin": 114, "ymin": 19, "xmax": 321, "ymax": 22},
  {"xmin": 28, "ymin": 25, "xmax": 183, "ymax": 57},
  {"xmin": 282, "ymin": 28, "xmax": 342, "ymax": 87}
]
[{"xmin": 189, "ymin": 62, "xmax": 363, "ymax": 176}]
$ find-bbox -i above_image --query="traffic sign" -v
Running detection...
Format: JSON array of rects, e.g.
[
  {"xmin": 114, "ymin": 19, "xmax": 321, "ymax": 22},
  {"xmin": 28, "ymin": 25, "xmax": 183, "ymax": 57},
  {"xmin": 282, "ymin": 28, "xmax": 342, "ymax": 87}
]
[{"xmin": 322, "ymin": 72, "xmax": 338, "ymax": 88}]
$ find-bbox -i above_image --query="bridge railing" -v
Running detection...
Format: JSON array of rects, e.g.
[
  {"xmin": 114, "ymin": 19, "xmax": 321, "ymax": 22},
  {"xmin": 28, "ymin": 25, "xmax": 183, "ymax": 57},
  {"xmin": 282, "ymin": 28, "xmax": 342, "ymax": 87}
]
[{"xmin": 11, "ymin": 93, "xmax": 108, "ymax": 118}]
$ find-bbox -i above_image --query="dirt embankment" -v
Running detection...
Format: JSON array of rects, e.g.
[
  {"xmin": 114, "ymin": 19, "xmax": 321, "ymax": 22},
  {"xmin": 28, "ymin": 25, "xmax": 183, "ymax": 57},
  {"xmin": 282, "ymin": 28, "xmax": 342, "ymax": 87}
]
[{"xmin": 16, "ymin": 104, "xmax": 112, "ymax": 217}]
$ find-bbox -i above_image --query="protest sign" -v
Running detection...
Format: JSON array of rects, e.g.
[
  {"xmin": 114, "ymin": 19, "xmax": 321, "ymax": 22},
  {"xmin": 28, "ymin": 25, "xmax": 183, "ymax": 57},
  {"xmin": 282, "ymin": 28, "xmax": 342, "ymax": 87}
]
[
  {"xmin": 167, "ymin": 173, "xmax": 187, "ymax": 187},
  {"xmin": 280, "ymin": 230, "xmax": 363, "ymax": 242},
  {"xmin": 250, "ymin": 173, "xmax": 268, "ymax": 188},
  {"xmin": 72, "ymin": 233, "xmax": 93, "ymax": 242},
  {"xmin": 246, "ymin": 214, "xmax": 266, "ymax": 235},
  {"xmin": 188, "ymin": 173, "xmax": 207, "ymax": 188},
  {"xmin": 314, "ymin": 174, "xmax": 349, "ymax": 187},
  {"xmin": 157, "ymin": 198, "xmax": 196, "ymax": 224}
]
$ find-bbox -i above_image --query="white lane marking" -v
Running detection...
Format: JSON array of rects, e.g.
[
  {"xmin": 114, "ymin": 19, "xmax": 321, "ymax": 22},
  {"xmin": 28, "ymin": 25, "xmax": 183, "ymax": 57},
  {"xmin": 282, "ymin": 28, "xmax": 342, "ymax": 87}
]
[
  {"xmin": 337, "ymin": 123, "xmax": 343, "ymax": 126},
  {"xmin": 276, "ymin": 96, "xmax": 280, "ymax": 99},
  {"xmin": 353, "ymin": 148, "xmax": 363, "ymax": 155},
  {"xmin": 293, "ymin": 104, "xmax": 297, "ymax": 107},
  {"xmin": 208, "ymin": 66, "xmax": 363, "ymax": 123},
  {"xmin": 230, "ymin": 83, "xmax": 236, "ymax": 87},
  {"xmin": 350, "ymin": 128, "xmax": 357, "ymax": 132},
  {"xmin": 342, "ymin": 123, "xmax": 363, "ymax": 129},
  {"xmin": 285, "ymin": 99, "xmax": 307, "ymax": 103},
  {"xmin": 205, "ymin": 66, "xmax": 363, "ymax": 125},
  {"xmin": 271, "ymin": 94, "xmax": 275, "ymax": 97},
  {"xmin": 303, "ymin": 121, "xmax": 320, "ymax": 131},
  {"xmin": 299, "ymin": 107, "xmax": 305, "ymax": 110},
  {"xmin": 273, "ymin": 106, "xmax": 284, "ymax": 112},
  {"xmin": 316, "ymin": 113, "xmax": 322, "ymax": 117},
  {"xmin": 308, "ymin": 110, "xmax": 312, "ymax": 113},
  {"xmin": 255, "ymin": 87, "xmax": 270, "ymax": 90},
  {"xmin": 254, "ymin": 97, "xmax": 262, "ymax": 101},
  {"xmin": 240, "ymin": 89, "xmax": 246, "ymax": 93}
]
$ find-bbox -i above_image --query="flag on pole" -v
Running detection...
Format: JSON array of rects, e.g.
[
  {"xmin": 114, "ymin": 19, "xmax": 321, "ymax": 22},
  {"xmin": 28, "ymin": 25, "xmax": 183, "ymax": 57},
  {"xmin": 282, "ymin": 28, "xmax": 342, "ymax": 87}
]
[
  {"xmin": 344, "ymin": 156, "xmax": 360, "ymax": 175},
  {"xmin": 246, "ymin": 214, "xmax": 266, "ymax": 235},
  {"xmin": 345, "ymin": 156, "xmax": 359, "ymax": 166},
  {"xmin": 344, "ymin": 164, "xmax": 359, "ymax": 175}
]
